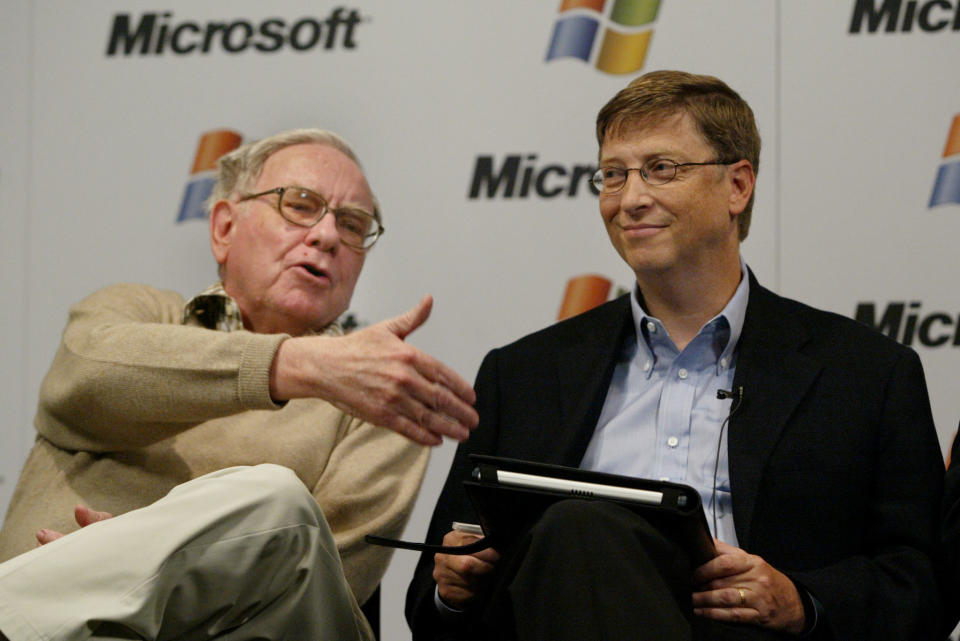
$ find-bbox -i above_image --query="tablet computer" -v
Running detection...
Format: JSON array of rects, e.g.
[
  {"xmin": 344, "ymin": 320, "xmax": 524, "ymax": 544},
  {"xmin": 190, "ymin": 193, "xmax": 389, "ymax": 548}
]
[{"xmin": 464, "ymin": 454, "xmax": 716, "ymax": 566}]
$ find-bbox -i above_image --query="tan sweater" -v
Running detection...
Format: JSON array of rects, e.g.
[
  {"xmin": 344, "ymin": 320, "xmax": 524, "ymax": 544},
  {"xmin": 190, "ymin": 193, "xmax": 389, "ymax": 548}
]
[{"xmin": 0, "ymin": 283, "xmax": 428, "ymax": 605}]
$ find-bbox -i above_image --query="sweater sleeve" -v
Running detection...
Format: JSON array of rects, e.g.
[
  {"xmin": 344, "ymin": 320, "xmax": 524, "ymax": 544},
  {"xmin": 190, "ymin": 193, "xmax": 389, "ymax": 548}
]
[
  {"xmin": 312, "ymin": 414, "xmax": 430, "ymax": 605},
  {"xmin": 36, "ymin": 283, "xmax": 287, "ymax": 452}
]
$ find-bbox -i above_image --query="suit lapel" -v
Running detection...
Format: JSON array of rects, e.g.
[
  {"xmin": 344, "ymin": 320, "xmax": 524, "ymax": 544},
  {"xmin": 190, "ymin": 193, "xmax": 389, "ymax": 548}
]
[
  {"xmin": 531, "ymin": 281, "xmax": 823, "ymax": 547},
  {"xmin": 729, "ymin": 275, "xmax": 822, "ymax": 548},
  {"xmin": 552, "ymin": 295, "xmax": 634, "ymax": 467}
]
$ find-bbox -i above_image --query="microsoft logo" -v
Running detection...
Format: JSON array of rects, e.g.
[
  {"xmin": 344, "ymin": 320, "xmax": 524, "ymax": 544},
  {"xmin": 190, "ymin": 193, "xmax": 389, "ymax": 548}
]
[{"xmin": 545, "ymin": 0, "xmax": 660, "ymax": 75}]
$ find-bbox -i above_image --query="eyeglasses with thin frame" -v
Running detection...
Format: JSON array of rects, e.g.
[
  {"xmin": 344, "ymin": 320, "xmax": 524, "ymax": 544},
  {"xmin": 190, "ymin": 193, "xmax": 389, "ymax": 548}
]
[
  {"xmin": 238, "ymin": 186, "xmax": 384, "ymax": 250},
  {"xmin": 591, "ymin": 158, "xmax": 736, "ymax": 194}
]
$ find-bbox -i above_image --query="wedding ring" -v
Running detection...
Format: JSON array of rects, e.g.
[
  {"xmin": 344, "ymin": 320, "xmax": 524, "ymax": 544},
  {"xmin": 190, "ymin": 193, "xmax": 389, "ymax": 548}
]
[{"xmin": 737, "ymin": 587, "xmax": 746, "ymax": 607}]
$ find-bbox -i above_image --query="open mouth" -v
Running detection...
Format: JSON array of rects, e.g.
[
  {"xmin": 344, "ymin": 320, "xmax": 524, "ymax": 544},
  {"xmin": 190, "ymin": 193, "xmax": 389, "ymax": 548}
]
[{"xmin": 300, "ymin": 264, "xmax": 329, "ymax": 280}]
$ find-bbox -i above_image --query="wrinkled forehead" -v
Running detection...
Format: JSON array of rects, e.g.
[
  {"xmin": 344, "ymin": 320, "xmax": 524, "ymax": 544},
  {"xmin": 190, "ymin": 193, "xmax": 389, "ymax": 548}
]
[
  {"xmin": 599, "ymin": 109, "xmax": 707, "ymax": 158},
  {"xmin": 255, "ymin": 143, "xmax": 359, "ymax": 183},
  {"xmin": 603, "ymin": 105, "xmax": 693, "ymax": 138},
  {"xmin": 257, "ymin": 144, "xmax": 375, "ymax": 208}
]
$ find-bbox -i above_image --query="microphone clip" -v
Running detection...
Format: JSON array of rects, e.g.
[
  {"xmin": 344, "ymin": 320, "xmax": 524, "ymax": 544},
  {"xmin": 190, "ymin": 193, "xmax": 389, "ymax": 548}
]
[{"xmin": 716, "ymin": 385, "xmax": 744, "ymax": 415}]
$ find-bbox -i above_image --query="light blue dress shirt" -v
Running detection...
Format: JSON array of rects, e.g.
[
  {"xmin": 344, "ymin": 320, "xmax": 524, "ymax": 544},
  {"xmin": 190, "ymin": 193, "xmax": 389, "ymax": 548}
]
[{"xmin": 580, "ymin": 261, "xmax": 750, "ymax": 546}]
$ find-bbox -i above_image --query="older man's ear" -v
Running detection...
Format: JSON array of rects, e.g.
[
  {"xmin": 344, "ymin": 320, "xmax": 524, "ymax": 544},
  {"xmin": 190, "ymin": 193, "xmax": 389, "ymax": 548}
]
[{"xmin": 209, "ymin": 199, "xmax": 237, "ymax": 268}]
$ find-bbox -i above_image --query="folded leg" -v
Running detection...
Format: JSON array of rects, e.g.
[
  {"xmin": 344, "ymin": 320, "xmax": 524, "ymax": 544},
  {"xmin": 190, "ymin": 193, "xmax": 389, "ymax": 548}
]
[{"xmin": 0, "ymin": 464, "xmax": 372, "ymax": 641}]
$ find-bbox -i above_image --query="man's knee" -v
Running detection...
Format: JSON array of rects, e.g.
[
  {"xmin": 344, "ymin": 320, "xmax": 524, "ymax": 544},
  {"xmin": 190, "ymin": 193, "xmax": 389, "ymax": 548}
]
[
  {"xmin": 536, "ymin": 499, "xmax": 635, "ymax": 533},
  {"xmin": 219, "ymin": 464, "xmax": 323, "ymax": 529},
  {"xmin": 529, "ymin": 499, "xmax": 675, "ymax": 563}
]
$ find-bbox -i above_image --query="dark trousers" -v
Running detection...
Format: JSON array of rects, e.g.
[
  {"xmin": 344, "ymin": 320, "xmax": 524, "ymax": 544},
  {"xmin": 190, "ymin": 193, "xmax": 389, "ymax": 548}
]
[{"xmin": 478, "ymin": 500, "xmax": 792, "ymax": 641}]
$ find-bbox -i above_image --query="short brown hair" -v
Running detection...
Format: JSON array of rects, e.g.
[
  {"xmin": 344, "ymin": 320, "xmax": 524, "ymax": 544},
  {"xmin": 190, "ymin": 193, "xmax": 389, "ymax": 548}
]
[{"xmin": 596, "ymin": 70, "xmax": 760, "ymax": 240}]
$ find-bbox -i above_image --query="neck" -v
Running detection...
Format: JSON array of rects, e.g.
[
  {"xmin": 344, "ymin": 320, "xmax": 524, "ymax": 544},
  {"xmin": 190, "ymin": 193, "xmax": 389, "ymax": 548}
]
[
  {"xmin": 220, "ymin": 280, "xmax": 319, "ymax": 337},
  {"xmin": 636, "ymin": 254, "xmax": 742, "ymax": 351},
  {"xmin": 241, "ymin": 313, "xmax": 315, "ymax": 337}
]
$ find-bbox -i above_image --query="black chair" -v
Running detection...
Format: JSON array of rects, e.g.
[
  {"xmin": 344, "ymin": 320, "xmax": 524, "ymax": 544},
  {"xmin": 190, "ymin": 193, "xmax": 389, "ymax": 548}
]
[{"xmin": 360, "ymin": 586, "xmax": 380, "ymax": 640}]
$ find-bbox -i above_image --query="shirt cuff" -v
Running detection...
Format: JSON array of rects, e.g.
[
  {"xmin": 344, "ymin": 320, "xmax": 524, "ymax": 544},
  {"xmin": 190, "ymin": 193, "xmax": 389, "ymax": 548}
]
[
  {"xmin": 434, "ymin": 585, "xmax": 469, "ymax": 622},
  {"xmin": 797, "ymin": 587, "xmax": 824, "ymax": 637}
]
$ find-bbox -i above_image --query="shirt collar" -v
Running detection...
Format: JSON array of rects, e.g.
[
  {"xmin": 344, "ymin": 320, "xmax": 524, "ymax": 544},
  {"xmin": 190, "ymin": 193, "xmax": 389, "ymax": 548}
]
[
  {"xmin": 182, "ymin": 282, "xmax": 342, "ymax": 336},
  {"xmin": 629, "ymin": 257, "xmax": 750, "ymax": 376},
  {"xmin": 182, "ymin": 282, "xmax": 245, "ymax": 332}
]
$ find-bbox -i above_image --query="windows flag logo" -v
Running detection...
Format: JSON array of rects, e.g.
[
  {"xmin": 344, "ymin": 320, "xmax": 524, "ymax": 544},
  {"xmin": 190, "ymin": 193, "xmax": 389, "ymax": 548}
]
[
  {"xmin": 930, "ymin": 114, "xmax": 960, "ymax": 208},
  {"xmin": 545, "ymin": 0, "xmax": 660, "ymax": 75},
  {"xmin": 176, "ymin": 129, "xmax": 243, "ymax": 222}
]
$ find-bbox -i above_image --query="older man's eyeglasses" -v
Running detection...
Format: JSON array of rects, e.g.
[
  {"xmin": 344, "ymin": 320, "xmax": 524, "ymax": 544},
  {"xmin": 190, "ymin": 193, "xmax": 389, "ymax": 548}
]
[
  {"xmin": 239, "ymin": 186, "xmax": 384, "ymax": 250},
  {"xmin": 591, "ymin": 158, "xmax": 735, "ymax": 194}
]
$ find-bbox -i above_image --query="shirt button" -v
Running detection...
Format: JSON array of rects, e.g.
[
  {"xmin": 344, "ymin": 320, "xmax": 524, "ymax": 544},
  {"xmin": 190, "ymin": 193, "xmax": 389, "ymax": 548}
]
[
  {"xmin": 667, "ymin": 436, "xmax": 679, "ymax": 448},
  {"xmin": 678, "ymin": 368, "xmax": 688, "ymax": 379},
  {"xmin": 646, "ymin": 321, "xmax": 657, "ymax": 333},
  {"xmin": 720, "ymin": 357, "xmax": 728, "ymax": 369},
  {"xmin": 643, "ymin": 361, "xmax": 651, "ymax": 372}
]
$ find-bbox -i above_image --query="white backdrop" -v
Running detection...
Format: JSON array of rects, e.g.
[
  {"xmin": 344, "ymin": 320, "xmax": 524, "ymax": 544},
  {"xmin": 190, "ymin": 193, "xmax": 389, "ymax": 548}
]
[{"xmin": 3, "ymin": 2, "xmax": 958, "ymax": 638}]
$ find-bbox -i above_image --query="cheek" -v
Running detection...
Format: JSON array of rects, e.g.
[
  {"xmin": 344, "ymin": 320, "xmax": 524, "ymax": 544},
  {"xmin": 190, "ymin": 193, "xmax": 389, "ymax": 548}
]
[
  {"xmin": 598, "ymin": 196, "xmax": 619, "ymax": 223},
  {"xmin": 242, "ymin": 220, "xmax": 292, "ymax": 258},
  {"xmin": 599, "ymin": 202, "xmax": 624, "ymax": 246},
  {"xmin": 339, "ymin": 252, "xmax": 365, "ymax": 290}
]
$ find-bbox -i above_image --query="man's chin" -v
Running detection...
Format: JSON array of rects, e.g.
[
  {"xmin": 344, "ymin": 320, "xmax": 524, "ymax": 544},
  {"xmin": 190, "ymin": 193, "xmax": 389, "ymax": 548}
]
[{"xmin": 618, "ymin": 247, "xmax": 675, "ymax": 276}]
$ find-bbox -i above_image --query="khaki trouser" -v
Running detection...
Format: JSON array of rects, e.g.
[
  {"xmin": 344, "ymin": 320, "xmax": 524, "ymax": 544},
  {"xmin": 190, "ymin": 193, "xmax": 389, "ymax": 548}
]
[{"xmin": 0, "ymin": 464, "xmax": 373, "ymax": 641}]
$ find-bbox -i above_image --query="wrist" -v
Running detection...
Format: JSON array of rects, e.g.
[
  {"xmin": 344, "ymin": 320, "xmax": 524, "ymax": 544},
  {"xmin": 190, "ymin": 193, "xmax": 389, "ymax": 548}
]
[{"xmin": 269, "ymin": 336, "xmax": 318, "ymax": 401}]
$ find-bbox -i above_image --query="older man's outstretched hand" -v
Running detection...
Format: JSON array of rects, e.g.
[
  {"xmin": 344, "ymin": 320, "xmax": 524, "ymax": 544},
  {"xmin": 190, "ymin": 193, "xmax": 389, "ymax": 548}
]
[{"xmin": 270, "ymin": 294, "xmax": 479, "ymax": 446}]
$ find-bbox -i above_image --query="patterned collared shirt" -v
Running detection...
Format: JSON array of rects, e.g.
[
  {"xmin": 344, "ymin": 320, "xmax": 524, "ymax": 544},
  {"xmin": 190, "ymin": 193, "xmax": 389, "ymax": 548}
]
[
  {"xmin": 182, "ymin": 283, "xmax": 245, "ymax": 332},
  {"xmin": 182, "ymin": 282, "xmax": 342, "ymax": 336}
]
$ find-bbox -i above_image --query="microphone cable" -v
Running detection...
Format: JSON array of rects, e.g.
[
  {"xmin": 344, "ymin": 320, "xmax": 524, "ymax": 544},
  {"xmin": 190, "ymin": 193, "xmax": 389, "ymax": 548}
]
[{"xmin": 711, "ymin": 386, "xmax": 743, "ymax": 539}]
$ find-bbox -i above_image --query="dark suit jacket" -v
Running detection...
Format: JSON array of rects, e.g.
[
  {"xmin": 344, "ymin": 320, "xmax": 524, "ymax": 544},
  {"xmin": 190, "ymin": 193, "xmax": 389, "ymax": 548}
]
[
  {"xmin": 940, "ymin": 425, "xmax": 960, "ymax": 633},
  {"xmin": 407, "ymin": 273, "xmax": 944, "ymax": 641}
]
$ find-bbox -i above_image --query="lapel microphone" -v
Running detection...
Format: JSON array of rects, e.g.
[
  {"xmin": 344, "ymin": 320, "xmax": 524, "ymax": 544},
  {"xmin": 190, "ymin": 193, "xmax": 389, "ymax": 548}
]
[{"xmin": 716, "ymin": 387, "xmax": 742, "ymax": 402}]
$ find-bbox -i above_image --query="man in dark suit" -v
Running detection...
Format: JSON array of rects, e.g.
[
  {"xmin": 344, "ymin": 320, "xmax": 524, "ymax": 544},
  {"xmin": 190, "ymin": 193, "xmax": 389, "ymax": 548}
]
[
  {"xmin": 940, "ymin": 424, "xmax": 960, "ymax": 635},
  {"xmin": 406, "ymin": 70, "xmax": 944, "ymax": 640}
]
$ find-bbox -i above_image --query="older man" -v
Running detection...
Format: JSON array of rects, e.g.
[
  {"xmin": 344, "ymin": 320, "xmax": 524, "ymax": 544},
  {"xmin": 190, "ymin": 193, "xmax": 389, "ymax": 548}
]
[
  {"xmin": 0, "ymin": 128, "xmax": 478, "ymax": 640},
  {"xmin": 407, "ymin": 71, "xmax": 944, "ymax": 641}
]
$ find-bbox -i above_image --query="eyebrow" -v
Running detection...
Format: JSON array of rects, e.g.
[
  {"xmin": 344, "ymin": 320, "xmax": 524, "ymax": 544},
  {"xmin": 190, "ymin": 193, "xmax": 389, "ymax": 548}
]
[
  {"xmin": 291, "ymin": 185, "xmax": 374, "ymax": 216},
  {"xmin": 333, "ymin": 204, "xmax": 375, "ymax": 216},
  {"xmin": 599, "ymin": 149, "xmax": 679, "ymax": 165}
]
